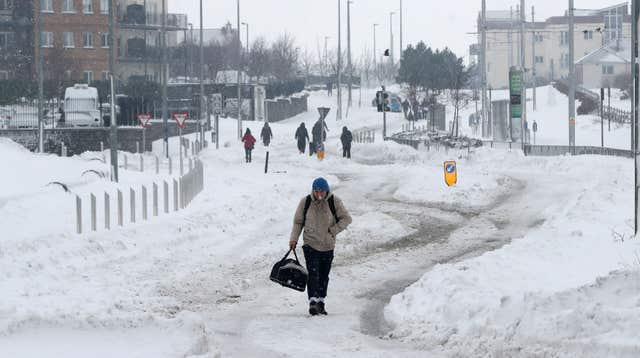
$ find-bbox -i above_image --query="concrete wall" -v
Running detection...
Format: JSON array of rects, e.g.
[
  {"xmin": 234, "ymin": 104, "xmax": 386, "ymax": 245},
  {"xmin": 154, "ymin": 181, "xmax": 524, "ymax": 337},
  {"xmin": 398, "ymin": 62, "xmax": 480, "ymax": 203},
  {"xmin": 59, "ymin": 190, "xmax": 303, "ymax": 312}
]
[
  {"xmin": 266, "ymin": 94, "xmax": 308, "ymax": 123},
  {"xmin": 0, "ymin": 120, "xmax": 204, "ymax": 156}
]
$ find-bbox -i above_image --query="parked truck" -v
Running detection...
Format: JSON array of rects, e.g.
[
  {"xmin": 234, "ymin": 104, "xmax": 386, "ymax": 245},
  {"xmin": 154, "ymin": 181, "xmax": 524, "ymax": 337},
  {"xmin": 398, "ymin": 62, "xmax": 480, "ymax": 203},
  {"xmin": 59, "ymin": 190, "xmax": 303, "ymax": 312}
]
[{"xmin": 63, "ymin": 84, "xmax": 102, "ymax": 127}]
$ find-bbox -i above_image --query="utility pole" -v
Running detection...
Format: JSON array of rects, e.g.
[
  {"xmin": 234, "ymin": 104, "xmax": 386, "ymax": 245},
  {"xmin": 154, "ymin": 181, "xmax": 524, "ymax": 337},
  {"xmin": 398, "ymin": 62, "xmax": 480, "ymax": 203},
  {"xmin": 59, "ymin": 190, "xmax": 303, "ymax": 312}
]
[
  {"xmin": 568, "ymin": 0, "xmax": 576, "ymax": 150},
  {"xmin": 199, "ymin": 0, "xmax": 205, "ymax": 145},
  {"xmin": 373, "ymin": 23, "xmax": 379, "ymax": 81},
  {"xmin": 632, "ymin": 0, "xmax": 639, "ymax": 234},
  {"xmin": 242, "ymin": 22, "xmax": 249, "ymax": 53},
  {"xmin": 509, "ymin": 7, "xmax": 513, "ymax": 69},
  {"xmin": 481, "ymin": 0, "xmax": 488, "ymax": 138},
  {"xmin": 399, "ymin": 0, "xmax": 403, "ymax": 62},
  {"xmin": 532, "ymin": 5, "xmax": 537, "ymax": 111},
  {"xmin": 237, "ymin": 0, "xmax": 242, "ymax": 139},
  {"xmin": 109, "ymin": 0, "xmax": 118, "ymax": 180},
  {"xmin": 161, "ymin": 0, "xmax": 168, "ymax": 157},
  {"xmin": 389, "ymin": 12, "xmax": 395, "ymax": 65},
  {"xmin": 337, "ymin": 0, "xmax": 342, "ymax": 120},
  {"xmin": 324, "ymin": 36, "xmax": 330, "ymax": 77},
  {"xmin": 36, "ymin": 0, "xmax": 44, "ymax": 153},
  {"xmin": 520, "ymin": 0, "xmax": 526, "ymax": 149},
  {"xmin": 347, "ymin": 0, "xmax": 352, "ymax": 110}
]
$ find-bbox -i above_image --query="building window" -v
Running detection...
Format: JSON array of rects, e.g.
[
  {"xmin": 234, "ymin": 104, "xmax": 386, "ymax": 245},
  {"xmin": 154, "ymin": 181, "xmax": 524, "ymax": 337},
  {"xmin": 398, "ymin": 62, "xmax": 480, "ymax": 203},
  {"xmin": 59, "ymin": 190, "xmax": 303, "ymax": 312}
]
[
  {"xmin": 82, "ymin": 0, "xmax": 93, "ymax": 14},
  {"xmin": 84, "ymin": 71, "xmax": 93, "ymax": 84},
  {"xmin": 102, "ymin": 71, "xmax": 109, "ymax": 80},
  {"xmin": 535, "ymin": 56, "xmax": 544, "ymax": 64},
  {"xmin": 0, "ymin": 0, "xmax": 9, "ymax": 11},
  {"xmin": 41, "ymin": 32, "xmax": 53, "ymax": 47},
  {"xmin": 100, "ymin": 0, "xmax": 108, "ymax": 14},
  {"xmin": 583, "ymin": 30, "xmax": 593, "ymax": 40},
  {"xmin": 0, "ymin": 71, "xmax": 9, "ymax": 80},
  {"xmin": 560, "ymin": 31, "xmax": 569, "ymax": 45},
  {"xmin": 83, "ymin": 32, "xmax": 93, "ymax": 48},
  {"xmin": 101, "ymin": 32, "xmax": 109, "ymax": 48},
  {"xmin": 534, "ymin": 33, "xmax": 544, "ymax": 43},
  {"xmin": 40, "ymin": 0, "xmax": 53, "ymax": 12},
  {"xmin": 602, "ymin": 65, "xmax": 614, "ymax": 75},
  {"xmin": 63, "ymin": 32, "xmax": 74, "ymax": 48},
  {"xmin": 560, "ymin": 54, "xmax": 570, "ymax": 68},
  {"xmin": 62, "ymin": 0, "xmax": 75, "ymax": 13}
]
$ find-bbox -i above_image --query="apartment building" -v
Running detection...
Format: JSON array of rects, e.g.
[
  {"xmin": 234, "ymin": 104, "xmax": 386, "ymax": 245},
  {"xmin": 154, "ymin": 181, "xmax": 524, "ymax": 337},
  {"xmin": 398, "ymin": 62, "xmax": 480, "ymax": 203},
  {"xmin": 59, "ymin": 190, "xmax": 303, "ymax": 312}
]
[
  {"xmin": 0, "ymin": 0, "xmax": 35, "ymax": 80},
  {"xmin": 479, "ymin": 3, "xmax": 630, "ymax": 89}
]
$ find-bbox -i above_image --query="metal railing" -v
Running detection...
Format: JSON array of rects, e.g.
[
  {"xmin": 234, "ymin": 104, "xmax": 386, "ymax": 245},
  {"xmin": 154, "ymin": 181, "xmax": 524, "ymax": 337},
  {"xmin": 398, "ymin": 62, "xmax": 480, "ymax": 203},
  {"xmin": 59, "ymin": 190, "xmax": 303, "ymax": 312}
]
[
  {"xmin": 524, "ymin": 144, "xmax": 633, "ymax": 158},
  {"xmin": 353, "ymin": 129, "xmax": 375, "ymax": 143}
]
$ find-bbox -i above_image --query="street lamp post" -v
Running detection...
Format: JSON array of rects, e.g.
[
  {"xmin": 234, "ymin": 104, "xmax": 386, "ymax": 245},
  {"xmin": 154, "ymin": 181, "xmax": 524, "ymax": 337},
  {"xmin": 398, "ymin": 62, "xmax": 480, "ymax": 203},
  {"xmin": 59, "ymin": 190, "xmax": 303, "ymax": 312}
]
[
  {"xmin": 337, "ymin": 0, "xmax": 342, "ymax": 121},
  {"xmin": 390, "ymin": 12, "xmax": 395, "ymax": 66},
  {"xmin": 199, "ymin": 0, "xmax": 205, "ymax": 145},
  {"xmin": 241, "ymin": 22, "xmax": 249, "ymax": 54},
  {"xmin": 373, "ymin": 23, "xmax": 378, "ymax": 82},
  {"xmin": 347, "ymin": 0, "xmax": 352, "ymax": 110},
  {"xmin": 324, "ymin": 36, "xmax": 330, "ymax": 77},
  {"xmin": 237, "ymin": 0, "xmax": 242, "ymax": 139},
  {"xmin": 399, "ymin": 0, "xmax": 403, "ymax": 62}
]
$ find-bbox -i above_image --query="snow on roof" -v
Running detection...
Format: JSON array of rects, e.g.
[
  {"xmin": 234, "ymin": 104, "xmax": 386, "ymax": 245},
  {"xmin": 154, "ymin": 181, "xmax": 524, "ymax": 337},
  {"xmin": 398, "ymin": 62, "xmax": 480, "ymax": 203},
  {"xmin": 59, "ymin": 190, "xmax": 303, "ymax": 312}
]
[
  {"xmin": 64, "ymin": 84, "xmax": 98, "ymax": 99},
  {"xmin": 576, "ymin": 46, "xmax": 630, "ymax": 65}
]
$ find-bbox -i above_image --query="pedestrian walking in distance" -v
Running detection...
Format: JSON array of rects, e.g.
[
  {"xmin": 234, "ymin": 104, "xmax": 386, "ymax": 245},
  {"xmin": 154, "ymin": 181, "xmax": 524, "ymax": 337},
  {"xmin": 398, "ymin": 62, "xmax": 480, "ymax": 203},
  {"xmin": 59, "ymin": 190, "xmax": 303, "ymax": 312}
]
[
  {"xmin": 295, "ymin": 122, "xmax": 309, "ymax": 154},
  {"xmin": 311, "ymin": 118, "xmax": 328, "ymax": 156},
  {"xmin": 289, "ymin": 177, "xmax": 352, "ymax": 316},
  {"xmin": 241, "ymin": 128, "xmax": 256, "ymax": 163},
  {"xmin": 340, "ymin": 126, "xmax": 353, "ymax": 159},
  {"xmin": 261, "ymin": 122, "xmax": 273, "ymax": 147}
]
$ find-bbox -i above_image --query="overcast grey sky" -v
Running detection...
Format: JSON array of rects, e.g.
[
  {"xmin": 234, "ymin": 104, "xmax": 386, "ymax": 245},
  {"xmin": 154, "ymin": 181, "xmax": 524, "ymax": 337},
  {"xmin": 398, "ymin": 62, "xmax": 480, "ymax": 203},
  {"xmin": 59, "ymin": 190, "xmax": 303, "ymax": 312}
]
[{"xmin": 169, "ymin": 1, "xmax": 629, "ymax": 61}]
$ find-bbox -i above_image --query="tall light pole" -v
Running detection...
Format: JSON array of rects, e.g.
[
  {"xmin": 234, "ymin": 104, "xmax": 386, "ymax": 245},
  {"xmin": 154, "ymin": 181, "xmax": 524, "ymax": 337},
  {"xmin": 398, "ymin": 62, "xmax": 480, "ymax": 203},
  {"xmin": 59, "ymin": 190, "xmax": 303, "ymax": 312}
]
[
  {"xmin": 337, "ymin": 0, "xmax": 342, "ymax": 121},
  {"xmin": 347, "ymin": 0, "xmax": 352, "ymax": 110},
  {"xmin": 237, "ymin": 0, "xmax": 242, "ymax": 139},
  {"xmin": 324, "ymin": 36, "xmax": 330, "ymax": 77},
  {"xmin": 199, "ymin": 0, "xmax": 204, "ymax": 144},
  {"xmin": 161, "ymin": 0, "xmax": 168, "ymax": 157},
  {"xmin": 532, "ymin": 5, "xmax": 537, "ymax": 111},
  {"xmin": 109, "ymin": 0, "xmax": 118, "ymax": 179},
  {"xmin": 568, "ymin": 0, "xmax": 576, "ymax": 150},
  {"xmin": 36, "ymin": 0, "xmax": 44, "ymax": 153},
  {"xmin": 520, "ymin": 0, "xmax": 526, "ymax": 149},
  {"xmin": 241, "ymin": 22, "xmax": 249, "ymax": 54},
  {"xmin": 632, "ymin": 0, "xmax": 639, "ymax": 234},
  {"xmin": 389, "ymin": 11, "xmax": 395, "ymax": 66},
  {"xmin": 399, "ymin": 0, "xmax": 403, "ymax": 62},
  {"xmin": 481, "ymin": 0, "xmax": 488, "ymax": 138},
  {"xmin": 373, "ymin": 23, "xmax": 379, "ymax": 82}
]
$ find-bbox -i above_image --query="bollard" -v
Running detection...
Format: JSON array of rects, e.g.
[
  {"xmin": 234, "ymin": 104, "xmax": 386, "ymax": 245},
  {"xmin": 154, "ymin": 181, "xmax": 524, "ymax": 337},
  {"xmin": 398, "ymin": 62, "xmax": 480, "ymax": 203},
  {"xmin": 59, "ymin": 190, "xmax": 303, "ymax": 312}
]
[
  {"xmin": 104, "ymin": 192, "xmax": 110, "ymax": 230},
  {"xmin": 163, "ymin": 181, "xmax": 169, "ymax": 214},
  {"xmin": 76, "ymin": 195, "xmax": 82, "ymax": 234},
  {"xmin": 124, "ymin": 154, "xmax": 128, "ymax": 170},
  {"xmin": 264, "ymin": 151, "xmax": 269, "ymax": 174},
  {"xmin": 180, "ymin": 152, "xmax": 184, "ymax": 176},
  {"xmin": 189, "ymin": 158, "xmax": 193, "ymax": 171},
  {"xmin": 100, "ymin": 141, "xmax": 105, "ymax": 162},
  {"xmin": 90, "ymin": 194, "xmax": 97, "ymax": 232},
  {"xmin": 140, "ymin": 155, "xmax": 144, "ymax": 172},
  {"xmin": 168, "ymin": 157, "xmax": 173, "ymax": 175},
  {"xmin": 142, "ymin": 185, "xmax": 148, "ymax": 221},
  {"xmin": 179, "ymin": 178, "xmax": 184, "ymax": 209},
  {"xmin": 155, "ymin": 155, "xmax": 159, "ymax": 175},
  {"xmin": 173, "ymin": 179, "xmax": 179, "ymax": 211},
  {"xmin": 117, "ymin": 189, "xmax": 123, "ymax": 226},
  {"xmin": 136, "ymin": 142, "xmax": 140, "ymax": 154},
  {"xmin": 130, "ymin": 188, "xmax": 136, "ymax": 223},
  {"xmin": 153, "ymin": 183, "xmax": 158, "ymax": 217}
]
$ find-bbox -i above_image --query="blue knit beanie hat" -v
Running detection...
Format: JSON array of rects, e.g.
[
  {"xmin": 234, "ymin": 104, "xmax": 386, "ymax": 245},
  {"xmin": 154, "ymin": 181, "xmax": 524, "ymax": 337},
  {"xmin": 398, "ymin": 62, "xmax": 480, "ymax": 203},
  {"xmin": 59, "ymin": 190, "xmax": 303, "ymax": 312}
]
[{"xmin": 312, "ymin": 177, "xmax": 330, "ymax": 192}]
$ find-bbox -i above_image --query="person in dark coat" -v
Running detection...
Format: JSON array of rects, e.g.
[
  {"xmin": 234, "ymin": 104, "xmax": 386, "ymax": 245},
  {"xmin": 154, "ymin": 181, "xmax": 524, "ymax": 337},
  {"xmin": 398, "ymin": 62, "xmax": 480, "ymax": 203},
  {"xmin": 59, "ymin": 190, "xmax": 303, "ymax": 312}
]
[
  {"xmin": 340, "ymin": 126, "xmax": 353, "ymax": 159},
  {"xmin": 401, "ymin": 98, "xmax": 410, "ymax": 119},
  {"xmin": 311, "ymin": 119, "xmax": 328, "ymax": 156},
  {"xmin": 241, "ymin": 128, "xmax": 256, "ymax": 163},
  {"xmin": 295, "ymin": 123, "xmax": 309, "ymax": 154},
  {"xmin": 260, "ymin": 122, "xmax": 273, "ymax": 147}
]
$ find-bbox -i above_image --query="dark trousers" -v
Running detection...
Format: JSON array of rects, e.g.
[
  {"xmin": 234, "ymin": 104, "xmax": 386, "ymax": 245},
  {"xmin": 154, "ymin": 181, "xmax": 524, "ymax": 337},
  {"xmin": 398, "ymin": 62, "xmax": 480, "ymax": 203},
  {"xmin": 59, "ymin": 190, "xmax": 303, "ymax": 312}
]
[
  {"xmin": 342, "ymin": 143, "xmax": 351, "ymax": 158},
  {"xmin": 244, "ymin": 147, "xmax": 252, "ymax": 162},
  {"xmin": 302, "ymin": 245, "xmax": 334, "ymax": 300},
  {"xmin": 297, "ymin": 140, "xmax": 306, "ymax": 153}
]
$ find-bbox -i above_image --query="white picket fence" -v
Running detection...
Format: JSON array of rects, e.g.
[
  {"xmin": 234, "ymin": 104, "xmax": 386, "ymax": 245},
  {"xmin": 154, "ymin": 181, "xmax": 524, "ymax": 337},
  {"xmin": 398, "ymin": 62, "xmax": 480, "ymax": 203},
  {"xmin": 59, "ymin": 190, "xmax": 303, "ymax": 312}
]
[{"xmin": 352, "ymin": 129, "xmax": 376, "ymax": 144}]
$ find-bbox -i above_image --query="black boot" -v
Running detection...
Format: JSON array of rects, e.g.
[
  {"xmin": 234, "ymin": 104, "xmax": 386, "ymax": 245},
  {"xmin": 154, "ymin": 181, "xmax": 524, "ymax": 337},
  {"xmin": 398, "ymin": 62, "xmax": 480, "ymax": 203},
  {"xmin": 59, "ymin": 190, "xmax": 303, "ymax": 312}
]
[
  {"xmin": 309, "ymin": 302, "xmax": 319, "ymax": 316},
  {"xmin": 317, "ymin": 301, "xmax": 327, "ymax": 315}
]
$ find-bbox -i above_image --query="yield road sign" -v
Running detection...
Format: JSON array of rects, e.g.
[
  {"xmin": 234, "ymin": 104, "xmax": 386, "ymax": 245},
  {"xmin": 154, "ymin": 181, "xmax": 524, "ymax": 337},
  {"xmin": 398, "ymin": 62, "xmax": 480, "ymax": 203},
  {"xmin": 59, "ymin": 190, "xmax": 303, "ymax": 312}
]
[
  {"xmin": 173, "ymin": 112, "xmax": 189, "ymax": 129},
  {"xmin": 137, "ymin": 114, "xmax": 151, "ymax": 128}
]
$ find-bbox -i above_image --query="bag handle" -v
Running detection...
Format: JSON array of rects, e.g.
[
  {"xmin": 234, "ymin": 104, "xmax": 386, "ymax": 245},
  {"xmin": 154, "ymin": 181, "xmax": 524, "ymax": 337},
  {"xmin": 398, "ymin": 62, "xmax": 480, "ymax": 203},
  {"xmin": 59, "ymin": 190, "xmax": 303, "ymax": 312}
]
[{"xmin": 281, "ymin": 248, "xmax": 301, "ymax": 263}]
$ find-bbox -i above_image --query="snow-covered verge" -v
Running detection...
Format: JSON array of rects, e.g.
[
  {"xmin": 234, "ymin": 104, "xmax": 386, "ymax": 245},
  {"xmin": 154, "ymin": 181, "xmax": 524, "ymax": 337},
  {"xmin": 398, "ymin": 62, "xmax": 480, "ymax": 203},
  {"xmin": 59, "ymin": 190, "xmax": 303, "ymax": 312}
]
[{"xmin": 385, "ymin": 88, "xmax": 640, "ymax": 357}]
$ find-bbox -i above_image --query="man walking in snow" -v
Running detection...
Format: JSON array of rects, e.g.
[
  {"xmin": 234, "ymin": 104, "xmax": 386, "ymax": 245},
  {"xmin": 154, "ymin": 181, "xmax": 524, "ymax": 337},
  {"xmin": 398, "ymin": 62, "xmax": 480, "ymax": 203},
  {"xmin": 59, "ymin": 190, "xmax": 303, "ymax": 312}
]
[
  {"xmin": 310, "ymin": 118, "xmax": 328, "ymax": 156},
  {"xmin": 295, "ymin": 122, "xmax": 309, "ymax": 154},
  {"xmin": 260, "ymin": 122, "xmax": 273, "ymax": 147},
  {"xmin": 289, "ymin": 177, "xmax": 352, "ymax": 316},
  {"xmin": 340, "ymin": 126, "xmax": 353, "ymax": 159}
]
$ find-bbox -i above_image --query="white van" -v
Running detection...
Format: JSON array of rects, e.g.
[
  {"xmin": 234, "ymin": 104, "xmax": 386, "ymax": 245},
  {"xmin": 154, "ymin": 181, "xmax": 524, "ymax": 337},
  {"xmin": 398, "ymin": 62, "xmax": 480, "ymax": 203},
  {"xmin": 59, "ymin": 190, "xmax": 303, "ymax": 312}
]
[{"xmin": 64, "ymin": 84, "xmax": 102, "ymax": 127}]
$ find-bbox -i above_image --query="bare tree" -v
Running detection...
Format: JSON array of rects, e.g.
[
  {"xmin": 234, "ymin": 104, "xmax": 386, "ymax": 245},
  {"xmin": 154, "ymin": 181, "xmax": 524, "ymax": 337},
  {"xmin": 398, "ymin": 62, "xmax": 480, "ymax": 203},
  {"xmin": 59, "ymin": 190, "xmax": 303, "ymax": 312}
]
[
  {"xmin": 299, "ymin": 47, "xmax": 316, "ymax": 84},
  {"xmin": 270, "ymin": 33, "xmax": 299, "ymax": 81},
  {"xmin": 247, "ymin": 36, "xmax": 270, "ymax": 81},
  {"xmin": 358, "ymin": 47, "xmax": 373, "ymax": 88}
]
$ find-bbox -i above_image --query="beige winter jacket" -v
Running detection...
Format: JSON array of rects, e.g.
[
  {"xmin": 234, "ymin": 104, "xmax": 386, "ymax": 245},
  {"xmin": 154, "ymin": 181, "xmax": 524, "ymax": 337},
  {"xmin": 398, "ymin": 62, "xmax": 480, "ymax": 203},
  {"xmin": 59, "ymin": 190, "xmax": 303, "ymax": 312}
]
[{"xmin": 289, "ymin": 192, "xmax": 352, "ymax": 252}]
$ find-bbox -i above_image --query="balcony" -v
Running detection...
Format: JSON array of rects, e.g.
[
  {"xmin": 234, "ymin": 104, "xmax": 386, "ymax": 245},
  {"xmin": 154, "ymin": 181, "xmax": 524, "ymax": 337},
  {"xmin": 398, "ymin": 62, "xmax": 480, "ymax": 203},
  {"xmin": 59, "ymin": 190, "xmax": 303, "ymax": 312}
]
[{"xmin": 117, "ymin": 4, "xmax": 187, "ymax": 31}]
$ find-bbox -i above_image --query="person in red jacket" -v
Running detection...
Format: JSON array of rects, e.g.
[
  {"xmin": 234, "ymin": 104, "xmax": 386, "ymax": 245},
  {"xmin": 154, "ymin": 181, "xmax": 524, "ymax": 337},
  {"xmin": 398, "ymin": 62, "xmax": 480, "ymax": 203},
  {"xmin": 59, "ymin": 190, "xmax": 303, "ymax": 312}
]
[{"xmin": 241, "ymin": 128, "xmax": 256, "ymax": 163}]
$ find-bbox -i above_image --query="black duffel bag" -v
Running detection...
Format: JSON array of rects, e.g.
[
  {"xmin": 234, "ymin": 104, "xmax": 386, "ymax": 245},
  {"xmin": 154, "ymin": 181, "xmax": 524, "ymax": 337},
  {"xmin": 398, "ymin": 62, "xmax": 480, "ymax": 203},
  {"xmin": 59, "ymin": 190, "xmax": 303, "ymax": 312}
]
[{"xmin": 270, "ymin": 249, "xmax": 308, "ymax": 292}]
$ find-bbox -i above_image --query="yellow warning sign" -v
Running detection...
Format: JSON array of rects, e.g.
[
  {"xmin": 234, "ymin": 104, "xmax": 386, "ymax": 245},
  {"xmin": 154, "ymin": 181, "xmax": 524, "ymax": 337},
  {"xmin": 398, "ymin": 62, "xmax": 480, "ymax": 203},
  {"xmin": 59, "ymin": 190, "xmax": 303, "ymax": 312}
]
[{"xmin": 444, "ymin": 161, "xmax": 457, "ymax": 187}]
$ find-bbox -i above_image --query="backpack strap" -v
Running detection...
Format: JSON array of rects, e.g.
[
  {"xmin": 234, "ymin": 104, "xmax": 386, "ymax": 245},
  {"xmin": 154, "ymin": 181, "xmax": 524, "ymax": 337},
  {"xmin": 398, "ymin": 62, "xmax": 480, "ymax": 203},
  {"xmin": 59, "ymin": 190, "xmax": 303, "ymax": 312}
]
[
  {"xmin": 301, "ymin": 195, "xmax": 312, "ymax": 227},
  {"xmin": 328, "ymin": 195, "xmax": 339, "ymax": 223}
]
